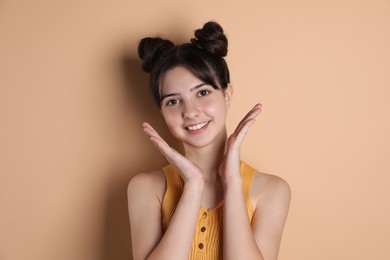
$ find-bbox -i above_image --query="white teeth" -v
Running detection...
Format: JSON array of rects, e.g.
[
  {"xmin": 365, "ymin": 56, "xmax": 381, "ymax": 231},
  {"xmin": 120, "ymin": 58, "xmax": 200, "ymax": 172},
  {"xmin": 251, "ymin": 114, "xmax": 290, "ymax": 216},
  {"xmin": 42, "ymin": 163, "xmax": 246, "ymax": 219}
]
[{"xmin": 187, "ymin": 121, "xmax": 208, "ymax": 131}]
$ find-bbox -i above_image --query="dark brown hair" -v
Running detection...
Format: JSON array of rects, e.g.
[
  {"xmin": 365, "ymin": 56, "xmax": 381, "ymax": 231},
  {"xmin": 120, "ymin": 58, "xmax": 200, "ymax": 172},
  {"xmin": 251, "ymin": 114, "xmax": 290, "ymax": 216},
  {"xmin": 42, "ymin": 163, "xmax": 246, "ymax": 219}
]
[{"xmin": 138, "ymin": 21, "xmax": 230, "ymax": 106}]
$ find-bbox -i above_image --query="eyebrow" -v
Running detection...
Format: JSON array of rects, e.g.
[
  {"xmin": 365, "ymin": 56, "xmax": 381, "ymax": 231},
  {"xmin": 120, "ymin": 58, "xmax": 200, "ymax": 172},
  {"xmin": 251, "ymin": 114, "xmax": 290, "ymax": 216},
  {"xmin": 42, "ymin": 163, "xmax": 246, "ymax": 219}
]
[
  {"xmin": 190, "ymin": 83, "xmax": 208, "ymax": 91},
  {"xmin": 160, "ymin": 83, "xmax": 208, "ymax": 102}
]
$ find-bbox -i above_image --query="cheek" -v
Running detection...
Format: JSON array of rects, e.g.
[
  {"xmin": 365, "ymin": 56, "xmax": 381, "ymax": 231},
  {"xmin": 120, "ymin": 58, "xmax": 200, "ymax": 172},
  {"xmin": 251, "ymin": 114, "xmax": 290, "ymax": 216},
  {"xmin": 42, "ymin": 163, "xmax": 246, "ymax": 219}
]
[
  {"xmin": 162, "ymin": 110, "xmax": 180, "ymax": 129},
  {"xmin": 203, "ymin": 98, "xmax": 227, "ymax": 118}
]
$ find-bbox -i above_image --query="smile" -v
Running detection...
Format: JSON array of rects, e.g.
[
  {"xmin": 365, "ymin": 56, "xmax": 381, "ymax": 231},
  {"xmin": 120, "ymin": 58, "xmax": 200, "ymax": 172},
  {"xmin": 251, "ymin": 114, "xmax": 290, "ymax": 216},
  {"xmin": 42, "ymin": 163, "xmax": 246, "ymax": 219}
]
[{"xmin": 186, "ymin": 121, "xmax": 209, "ymax": 131}]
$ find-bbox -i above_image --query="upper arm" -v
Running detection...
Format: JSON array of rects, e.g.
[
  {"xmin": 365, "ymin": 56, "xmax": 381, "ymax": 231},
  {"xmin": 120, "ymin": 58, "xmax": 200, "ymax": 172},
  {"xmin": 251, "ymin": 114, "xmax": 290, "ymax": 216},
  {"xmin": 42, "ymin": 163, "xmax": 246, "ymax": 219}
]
[
  {"xmin": 127, "ymin": 171, "xmax": 166, "ymax": 260},
  {"xmin": 250, "ymin": 174, "xmax": 291, "ymax": 260}
]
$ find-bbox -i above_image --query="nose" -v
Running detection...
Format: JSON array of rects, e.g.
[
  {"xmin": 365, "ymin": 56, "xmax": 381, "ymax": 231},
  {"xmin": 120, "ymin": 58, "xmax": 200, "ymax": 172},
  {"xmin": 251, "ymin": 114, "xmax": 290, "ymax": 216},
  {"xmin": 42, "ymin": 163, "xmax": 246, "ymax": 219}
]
[{"xmin": 182, "ymin": 102, "xmax": 200, "ymax": 119}]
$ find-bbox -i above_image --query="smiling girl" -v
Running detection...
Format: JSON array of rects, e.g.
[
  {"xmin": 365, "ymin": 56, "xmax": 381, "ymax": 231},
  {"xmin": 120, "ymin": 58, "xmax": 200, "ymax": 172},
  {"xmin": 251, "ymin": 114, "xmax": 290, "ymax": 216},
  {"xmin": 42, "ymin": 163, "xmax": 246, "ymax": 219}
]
[{"xmin": 127, "ymin": 21, "xmax": 291, "ymax": 260}]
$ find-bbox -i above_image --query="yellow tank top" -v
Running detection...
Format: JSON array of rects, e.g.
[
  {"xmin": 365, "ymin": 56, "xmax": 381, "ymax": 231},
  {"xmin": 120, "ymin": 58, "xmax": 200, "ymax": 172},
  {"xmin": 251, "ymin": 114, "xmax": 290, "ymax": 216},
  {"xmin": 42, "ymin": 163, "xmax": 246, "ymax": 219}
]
[{"xmin": 161, "ymin": 161, "xmax": 258, "ymax": 260}]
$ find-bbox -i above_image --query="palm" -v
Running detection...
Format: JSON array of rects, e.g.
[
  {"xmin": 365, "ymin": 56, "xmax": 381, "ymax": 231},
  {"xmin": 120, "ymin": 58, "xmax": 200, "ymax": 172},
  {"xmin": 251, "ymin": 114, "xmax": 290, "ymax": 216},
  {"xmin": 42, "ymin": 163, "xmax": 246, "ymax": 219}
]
[
  {"xmin": 219, "ymin": 104, "xmax": 262, "ymax": 182},
  {"xmin": 143, "ymin": 122, "xmax": 203, "ymax": 182}
]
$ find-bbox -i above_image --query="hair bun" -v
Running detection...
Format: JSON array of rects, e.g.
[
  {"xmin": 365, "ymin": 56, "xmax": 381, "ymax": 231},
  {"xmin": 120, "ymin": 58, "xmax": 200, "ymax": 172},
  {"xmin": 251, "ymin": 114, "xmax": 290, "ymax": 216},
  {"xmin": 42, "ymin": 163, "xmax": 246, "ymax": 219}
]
[
  {"xmin": 191, "ymin": 21, "xmax": 228, "ymax": 57},
  {"xmin": 138, "ymin": 37, "xmax": 174, "ymax": 73}
]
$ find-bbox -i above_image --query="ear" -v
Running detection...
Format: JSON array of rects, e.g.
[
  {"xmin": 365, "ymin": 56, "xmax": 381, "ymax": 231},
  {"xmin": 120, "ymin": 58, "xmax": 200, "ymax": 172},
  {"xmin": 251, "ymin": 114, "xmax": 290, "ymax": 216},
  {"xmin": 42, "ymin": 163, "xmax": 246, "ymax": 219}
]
[{"xmin": 224, "ymin": 84, "xmax": 233, "ymax": 108}]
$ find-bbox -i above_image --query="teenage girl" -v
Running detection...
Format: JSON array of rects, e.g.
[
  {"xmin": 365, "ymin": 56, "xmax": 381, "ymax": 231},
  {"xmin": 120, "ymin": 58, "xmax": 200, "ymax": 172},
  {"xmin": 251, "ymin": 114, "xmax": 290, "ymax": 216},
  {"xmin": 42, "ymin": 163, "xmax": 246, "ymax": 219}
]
[{"xmin": 127, "ymin": 21, "xmax": 291, "ymax": 260}]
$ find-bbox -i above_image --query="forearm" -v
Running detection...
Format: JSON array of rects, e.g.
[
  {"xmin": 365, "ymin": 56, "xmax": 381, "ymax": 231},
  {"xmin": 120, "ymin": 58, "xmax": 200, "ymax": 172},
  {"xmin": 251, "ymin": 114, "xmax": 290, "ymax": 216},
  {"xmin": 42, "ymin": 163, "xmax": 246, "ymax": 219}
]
[
  {"xmin": 147, "ymin": 180, "xmax": 204, "ymax": 260},
  {"xmin": 223, "ymin": 178, "xmax": 264, "ymax": 260}
]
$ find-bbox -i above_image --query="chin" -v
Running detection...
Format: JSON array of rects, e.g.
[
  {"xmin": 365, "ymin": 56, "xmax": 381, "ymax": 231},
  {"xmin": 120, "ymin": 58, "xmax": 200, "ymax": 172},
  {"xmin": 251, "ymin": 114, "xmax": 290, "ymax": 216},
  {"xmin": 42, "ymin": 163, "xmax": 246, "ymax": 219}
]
[
  {"xmin": 184, "ymin": 134, "xmax": 224, "ymax": 150},
  {"xmin": 172, "ymin": 125, "xmax": 227, "ymax": 149}
]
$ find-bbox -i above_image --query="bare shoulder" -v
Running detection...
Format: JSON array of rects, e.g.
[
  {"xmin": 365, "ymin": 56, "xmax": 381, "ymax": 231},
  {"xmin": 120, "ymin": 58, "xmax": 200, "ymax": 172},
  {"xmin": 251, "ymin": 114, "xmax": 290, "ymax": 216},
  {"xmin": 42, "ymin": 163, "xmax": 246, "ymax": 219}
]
[
  {"xmin": 127, "ymin": 170, "xmax": 167, "ymax": 259},
  {"xmin": 127, "ymin": 169, "xmax": 167, "ymax": 207},
  {"xmin": 250, "ymin": 172, "xmax": 291, "ymax": 209}
]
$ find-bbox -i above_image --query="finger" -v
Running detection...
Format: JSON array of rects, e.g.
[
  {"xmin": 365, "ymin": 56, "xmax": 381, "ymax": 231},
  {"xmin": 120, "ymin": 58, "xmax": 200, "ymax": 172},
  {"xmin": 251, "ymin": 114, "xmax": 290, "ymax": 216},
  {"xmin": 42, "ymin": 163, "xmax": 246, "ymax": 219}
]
[
  {"xmin": 142, "ymin": 123, "xmax": 192, "ymax": 170},
  {"xmin": 143, "ymin": 126, "xmax": 161, "ymax": 141},
  {"xmin": 234, "ymin": 118, "xmax": 256, "ymax": 146},
  {"xmin": 233, "ymin": 104, "xmax": 262, "ymax": 135},
  {"xmin": 243, "ymin": 104, "xmax": 262, "ymax": 123},
  {"xmin": 143, "ymin": 123, "xmax": 171, "ymax": 149},
  {"xmin": 227, "ymin": 119, "xmax": 256, "ymax": 151},
  {"xmin": 142, "ymin": 123, "xmax": 203, "ymax": 181},
  {"xmin": 229, "ymin": 104, "xmax": 261, "ymax": 147},
  {"xmin": 243, "ymin": 103, "xmax": 262, "ymax": 119},
  {"xmin": 142, "ymin": 122, "xmax": 173, "ymax": 156},
  {"xmin": 148, "ymin": 135, "xmax": 192, "ymax": 174},
  {"xmin": 143, "ymin": 122, "xmax": 160, "ymax": 138}
]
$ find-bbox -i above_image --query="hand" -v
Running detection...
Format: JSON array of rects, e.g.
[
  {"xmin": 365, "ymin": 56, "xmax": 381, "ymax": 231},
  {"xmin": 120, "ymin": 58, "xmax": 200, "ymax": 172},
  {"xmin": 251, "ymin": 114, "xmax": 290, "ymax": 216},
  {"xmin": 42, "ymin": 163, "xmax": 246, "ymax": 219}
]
[
  {"xmin": 143, "ymin": 122, "xmax": 204, "ymax": 184},
  {"xmin": 219, "ymin": 103, "xmax": 262, "ymax": 183}
]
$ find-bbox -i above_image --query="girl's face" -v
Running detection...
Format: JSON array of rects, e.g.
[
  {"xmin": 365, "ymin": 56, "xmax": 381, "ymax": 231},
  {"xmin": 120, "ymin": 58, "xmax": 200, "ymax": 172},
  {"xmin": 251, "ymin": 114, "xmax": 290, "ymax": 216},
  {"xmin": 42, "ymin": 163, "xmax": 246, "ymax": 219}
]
[{"xmin": 160, "ymin": 66, "xmax": 232, "ymax": 149}]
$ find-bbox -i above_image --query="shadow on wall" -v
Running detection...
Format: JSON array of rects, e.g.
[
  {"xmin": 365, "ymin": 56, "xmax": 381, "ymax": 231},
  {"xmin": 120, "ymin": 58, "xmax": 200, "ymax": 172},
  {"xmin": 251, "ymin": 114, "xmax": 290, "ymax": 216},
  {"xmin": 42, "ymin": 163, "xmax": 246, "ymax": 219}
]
[{"xmin": 99, "ymin": 53, "xmax": 182, "ymax": 260}]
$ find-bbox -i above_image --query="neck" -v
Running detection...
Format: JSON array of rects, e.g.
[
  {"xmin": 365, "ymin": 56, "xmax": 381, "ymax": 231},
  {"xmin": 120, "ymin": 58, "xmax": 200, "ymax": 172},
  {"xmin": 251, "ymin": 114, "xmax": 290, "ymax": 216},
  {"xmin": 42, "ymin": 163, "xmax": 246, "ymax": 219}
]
[{"xmin": 183, "ymin": 128, "xmax": 227, "ymax": 182}]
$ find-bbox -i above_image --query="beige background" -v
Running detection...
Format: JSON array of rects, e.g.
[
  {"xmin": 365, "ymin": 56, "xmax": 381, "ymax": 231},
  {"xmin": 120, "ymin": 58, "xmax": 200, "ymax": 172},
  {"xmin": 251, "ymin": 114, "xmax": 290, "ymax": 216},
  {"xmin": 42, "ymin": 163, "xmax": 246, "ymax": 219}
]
[{"xmin": 1, "ymin": 0, "xmax": 389, "ymax": 259}]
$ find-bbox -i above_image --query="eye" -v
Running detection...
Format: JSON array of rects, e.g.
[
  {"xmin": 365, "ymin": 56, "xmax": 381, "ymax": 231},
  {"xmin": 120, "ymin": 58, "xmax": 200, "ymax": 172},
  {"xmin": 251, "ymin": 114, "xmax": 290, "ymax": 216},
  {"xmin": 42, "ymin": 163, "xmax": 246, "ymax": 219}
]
[
  {"xmin": 166, "ymin": 99, "xmax": 180, "ymax": 106},
  {"xmin": 198, "ymin": 89, "xmax": 210, "ymax": 97}
]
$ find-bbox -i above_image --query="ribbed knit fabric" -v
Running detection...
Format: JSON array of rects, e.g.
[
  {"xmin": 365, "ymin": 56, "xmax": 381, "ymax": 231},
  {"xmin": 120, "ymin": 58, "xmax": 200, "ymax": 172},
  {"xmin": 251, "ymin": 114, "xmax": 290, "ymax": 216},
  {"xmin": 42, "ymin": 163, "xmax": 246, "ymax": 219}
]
[{"xmin": 161, "ymin": 161, "xmax": 257, "ymax": 260}]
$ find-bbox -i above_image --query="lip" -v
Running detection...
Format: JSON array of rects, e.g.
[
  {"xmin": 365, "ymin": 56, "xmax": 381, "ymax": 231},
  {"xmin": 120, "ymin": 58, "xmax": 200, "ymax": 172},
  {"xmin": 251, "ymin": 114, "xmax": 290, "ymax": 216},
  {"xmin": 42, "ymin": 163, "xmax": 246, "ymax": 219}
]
[{"xmin": 185, "ymin": 121, "xmax": 210, "ymax": 134}]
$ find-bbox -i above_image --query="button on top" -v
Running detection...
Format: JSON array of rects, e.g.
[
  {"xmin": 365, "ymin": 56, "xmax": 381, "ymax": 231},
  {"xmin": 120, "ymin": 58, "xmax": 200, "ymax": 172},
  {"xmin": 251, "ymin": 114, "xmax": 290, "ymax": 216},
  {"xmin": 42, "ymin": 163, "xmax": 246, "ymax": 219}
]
[
  {"xmin": 198, "ymin": 243, "xmax": 204, "ymax": 249},
  {"xmin": 201, "ymin": 226, "xmax": 206, "ymax": 232},
  {"xmin": 202, "ymin": 212, "xmax": 208, "ymax": 218}
]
